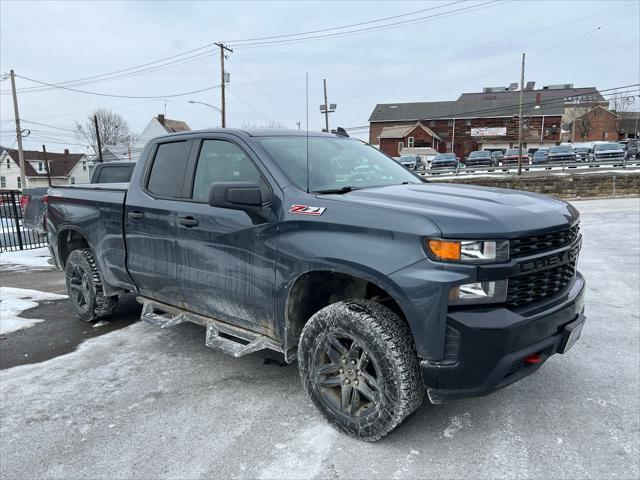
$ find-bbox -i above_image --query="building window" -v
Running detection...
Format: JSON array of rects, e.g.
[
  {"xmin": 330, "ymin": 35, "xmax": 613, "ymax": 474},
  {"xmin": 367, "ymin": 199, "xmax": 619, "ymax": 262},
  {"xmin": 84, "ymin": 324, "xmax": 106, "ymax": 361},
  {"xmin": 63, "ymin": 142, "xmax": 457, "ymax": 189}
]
[
  {"xmin": 603, "ymin": 132, "xmax": 608, "ymax": 139},
  {"xmin": 0, "ymin": 176, "xmax": 5, "ymax": 188},
  {"xmin": 6, "ymin": 158, "xmax": 10, "ymax": 168},
  {"xmin": 429, "ymin": 120, "xmax": 435, "ymax": 127},
  {"xmin": 70, "ymin": 177, "xmax": 76, "ymax": 184},
  {"xmin": 397, "ymin": 141, "xmax": 404, "ymax": 154},
  {"xmin": 82, "ymin": 161, "xmax": 87, "ymax": 171},
  {"xmin": 17, "ymin": 177, "xmax": 21, "ymax": 189},
  {"xmin": 465, "ymin": 119, "xmax": 472, "ymax": 127},
  {"xmin": 38, "ymin": 162, "xmax": 43, "ymax": 171},
  {"xmin": 448, "ymin": 120, "xmax": 454, "ymax": 127},
  {"xmin": 407, "ymin": 137, "xmax": 414, "ymax": 148}
]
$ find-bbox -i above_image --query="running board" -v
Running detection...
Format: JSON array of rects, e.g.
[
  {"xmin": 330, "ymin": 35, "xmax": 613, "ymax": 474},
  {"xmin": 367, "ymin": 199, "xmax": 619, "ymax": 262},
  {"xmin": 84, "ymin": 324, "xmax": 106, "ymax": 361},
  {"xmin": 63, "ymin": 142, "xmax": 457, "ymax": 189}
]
[{"xmin": 138, "ymin": 297, "xmax": 283, "ymax": 358}]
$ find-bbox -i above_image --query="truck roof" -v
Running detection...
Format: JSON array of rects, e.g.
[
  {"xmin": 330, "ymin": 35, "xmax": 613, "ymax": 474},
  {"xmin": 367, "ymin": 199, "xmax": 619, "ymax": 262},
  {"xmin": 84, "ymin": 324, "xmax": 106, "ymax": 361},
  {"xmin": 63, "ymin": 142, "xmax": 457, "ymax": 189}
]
[{"xmin": 157, "ymin": 128, "xmax": 347, "ymax": 140}]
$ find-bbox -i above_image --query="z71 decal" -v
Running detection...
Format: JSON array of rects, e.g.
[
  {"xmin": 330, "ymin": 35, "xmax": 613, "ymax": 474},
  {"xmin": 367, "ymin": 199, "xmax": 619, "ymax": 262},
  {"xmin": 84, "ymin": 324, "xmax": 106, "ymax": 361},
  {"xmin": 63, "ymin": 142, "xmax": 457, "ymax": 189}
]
[{"xmin": 289, "ymin": 204, "xmax": 326, "ymax": 216}]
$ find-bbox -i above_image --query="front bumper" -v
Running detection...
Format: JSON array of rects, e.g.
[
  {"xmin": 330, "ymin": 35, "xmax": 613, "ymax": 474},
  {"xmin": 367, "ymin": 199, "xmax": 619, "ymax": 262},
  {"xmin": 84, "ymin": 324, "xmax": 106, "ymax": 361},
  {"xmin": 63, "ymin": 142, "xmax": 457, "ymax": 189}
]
[{"xmin": 422, "ymin": 272, "xmax": 586, "ymax": 403}]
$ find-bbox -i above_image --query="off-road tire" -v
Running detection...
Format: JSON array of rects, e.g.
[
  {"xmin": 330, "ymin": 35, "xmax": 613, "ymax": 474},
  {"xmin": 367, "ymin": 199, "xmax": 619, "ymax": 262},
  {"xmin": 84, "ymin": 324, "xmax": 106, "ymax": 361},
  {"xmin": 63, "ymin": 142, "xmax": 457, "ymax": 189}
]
[
  {"xmin": 298, "ymin": 299, "xmax": 424, "ymax": 441},
  {"xmin": 65, "ymin": 248, "xmax": 117, "ymax": 322}
]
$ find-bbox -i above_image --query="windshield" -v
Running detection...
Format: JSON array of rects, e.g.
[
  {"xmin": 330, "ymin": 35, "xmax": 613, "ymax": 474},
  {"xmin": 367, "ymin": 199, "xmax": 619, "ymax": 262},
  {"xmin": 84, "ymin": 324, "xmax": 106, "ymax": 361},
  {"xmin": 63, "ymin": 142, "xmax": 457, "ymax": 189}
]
[
  {"xmin": 469, "ymin": 151, "xmax": 490, "ymax": 157},
  {"xmin": 434, "ymin": 153, "xmax": 455, "ymax": 160},
  {"xmin": 258, "ymin": 137, "xmax": 420, "ymax": 192},
  {"xmin": 533, "ymin": 150, "xmax": 547, "ymax": 157},
  {"xmin": 549, "ymin": 146, "xmax": 574, "ymax": 154},
  {"xmin": 594, "ymin": 143, "xmax": 622, "ymax": 151},
  {"xmin": 399, "ymin": 156, "xmax": 415, "ymax": 161},
  {"xmin": 505, "ymin": 149, "xmax": 521, "ymax": 155}
]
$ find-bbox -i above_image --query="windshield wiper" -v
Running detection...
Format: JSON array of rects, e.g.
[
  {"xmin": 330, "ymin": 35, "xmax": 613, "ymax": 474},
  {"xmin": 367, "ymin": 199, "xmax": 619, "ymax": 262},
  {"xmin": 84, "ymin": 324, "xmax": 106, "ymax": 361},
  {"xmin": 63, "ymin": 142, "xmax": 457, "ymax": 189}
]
[{"xmin": 313, "ymin": 186, "xmax": 361, "ymax": 194}]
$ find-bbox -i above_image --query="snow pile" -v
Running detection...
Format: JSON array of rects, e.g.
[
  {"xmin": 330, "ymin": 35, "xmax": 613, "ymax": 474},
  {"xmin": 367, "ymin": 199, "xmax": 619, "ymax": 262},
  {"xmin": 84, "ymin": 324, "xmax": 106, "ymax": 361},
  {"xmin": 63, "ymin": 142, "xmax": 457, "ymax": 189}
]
[
  {"xmin": 0, "ymin": 247, "xmax": 53, "ymax": 270},
  {"xmin": 0, "ymin": 287, "xmax": 67, "ymax": 334}
]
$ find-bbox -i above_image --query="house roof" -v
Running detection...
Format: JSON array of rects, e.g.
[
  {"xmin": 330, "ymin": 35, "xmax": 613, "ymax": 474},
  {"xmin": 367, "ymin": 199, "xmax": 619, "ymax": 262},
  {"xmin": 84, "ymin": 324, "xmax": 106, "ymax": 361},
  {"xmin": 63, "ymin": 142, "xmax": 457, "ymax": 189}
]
[
  {"xmin": 369, "ymin": 98, "xmax": 565, "ymax": 123},
  {"xmin": 378, "ymin": 123, "xmax": 442, "ymax": 141},
  {"xmin": 458, "ymin": 87, "xmax": 605, "ymax": 103},
  {"xmin": 156, "ymin": 114, "xmax": 190, "ymax": 133},
  {"xmin": 5, "ymin": 148, "xmax": 84, "ymax": 177}
]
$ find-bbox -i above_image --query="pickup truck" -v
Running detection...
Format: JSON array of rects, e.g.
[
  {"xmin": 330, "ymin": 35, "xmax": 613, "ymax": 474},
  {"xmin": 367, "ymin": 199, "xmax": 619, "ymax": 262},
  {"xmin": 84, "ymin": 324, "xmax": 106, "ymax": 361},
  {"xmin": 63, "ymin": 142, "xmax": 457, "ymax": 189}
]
[
  {"xmin": 22, "ymin": 161, "xmax": 136, "ymax": 233},
  {"xmin": 42, "ymin": 128, "xmax": 586, "ymax": 441}
]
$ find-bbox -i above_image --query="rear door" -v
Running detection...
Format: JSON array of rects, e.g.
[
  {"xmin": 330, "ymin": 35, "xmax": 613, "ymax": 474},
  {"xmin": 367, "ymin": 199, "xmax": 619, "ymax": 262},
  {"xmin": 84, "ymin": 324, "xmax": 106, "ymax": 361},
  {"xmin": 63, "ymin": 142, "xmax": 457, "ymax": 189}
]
[
  {"xmin": 171, "ymin": 135, "xmax": 279, "ymax": 335},
  {"xmin": 125, "ymin": 139, "xmax": 193, "ymax": 303}
]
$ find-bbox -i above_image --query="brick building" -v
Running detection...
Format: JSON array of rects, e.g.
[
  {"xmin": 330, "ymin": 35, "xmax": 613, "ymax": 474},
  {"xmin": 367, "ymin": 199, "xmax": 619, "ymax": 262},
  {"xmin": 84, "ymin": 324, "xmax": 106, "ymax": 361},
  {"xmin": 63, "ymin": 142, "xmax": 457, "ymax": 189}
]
[
  {"xmin": 368, "ymin": 83, "xmax": 606, "ymax": 159},
  {"xmin": 570, "ymin": 106, "xmax": 619, "ymax": 142}
]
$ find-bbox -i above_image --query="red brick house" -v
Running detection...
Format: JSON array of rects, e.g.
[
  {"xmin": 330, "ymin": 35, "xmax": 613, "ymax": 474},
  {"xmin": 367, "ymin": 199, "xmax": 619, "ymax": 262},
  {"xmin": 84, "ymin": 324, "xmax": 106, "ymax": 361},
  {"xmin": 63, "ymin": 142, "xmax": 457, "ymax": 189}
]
[
  {"xmin": 369, "ymin": 99, "xmax": 564, "ymax": 159},
  {"xmin": 378, "ymin": 123, "xmax": 442, "ymax": 156},
  {"xmin": 570, "ymin": 106, "xmax": 619, "ymax": 142}
]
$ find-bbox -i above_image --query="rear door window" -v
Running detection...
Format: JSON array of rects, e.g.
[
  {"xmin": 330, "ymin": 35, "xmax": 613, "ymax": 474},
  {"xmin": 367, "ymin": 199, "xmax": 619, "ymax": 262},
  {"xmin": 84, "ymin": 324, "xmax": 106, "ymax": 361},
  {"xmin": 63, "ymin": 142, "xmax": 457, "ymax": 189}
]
[{"xmin": 147, "ymin": 141, "xmax": 191, "ymax": 197}]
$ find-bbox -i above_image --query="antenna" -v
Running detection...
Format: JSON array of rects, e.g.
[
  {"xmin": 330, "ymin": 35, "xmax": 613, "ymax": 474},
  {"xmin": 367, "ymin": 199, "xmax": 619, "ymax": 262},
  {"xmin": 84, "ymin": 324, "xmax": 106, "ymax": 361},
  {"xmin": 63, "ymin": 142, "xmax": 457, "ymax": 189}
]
[{"xmin": 306, "ymin": 72, "xmax": 310, "ymax": 194}]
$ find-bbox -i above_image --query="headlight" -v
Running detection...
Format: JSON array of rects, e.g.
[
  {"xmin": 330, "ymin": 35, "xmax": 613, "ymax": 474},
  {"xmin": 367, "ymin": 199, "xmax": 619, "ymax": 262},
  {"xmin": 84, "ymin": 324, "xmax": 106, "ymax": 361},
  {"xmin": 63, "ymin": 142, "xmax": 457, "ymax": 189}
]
[
  {"xmin": 449, "ymin": 279, "xmax": 508, "ymax": 305},
  {"xmin": 427, "ymin": 239, "xmax": 509, "ymax": 263}
]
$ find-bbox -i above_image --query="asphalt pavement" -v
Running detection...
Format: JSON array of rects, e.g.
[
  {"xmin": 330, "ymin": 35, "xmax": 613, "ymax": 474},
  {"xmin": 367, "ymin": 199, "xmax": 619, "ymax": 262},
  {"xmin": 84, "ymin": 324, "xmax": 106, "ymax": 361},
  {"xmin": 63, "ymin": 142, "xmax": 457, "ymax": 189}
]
[{"xmin": 0, "ymin": 197, "xmax": 638, "ymax": 479}]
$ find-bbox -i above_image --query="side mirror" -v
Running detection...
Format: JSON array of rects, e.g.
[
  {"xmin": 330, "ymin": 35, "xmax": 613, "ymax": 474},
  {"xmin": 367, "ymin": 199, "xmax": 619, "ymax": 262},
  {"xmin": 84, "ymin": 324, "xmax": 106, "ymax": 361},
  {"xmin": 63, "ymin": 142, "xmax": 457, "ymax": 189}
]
[{"xmin": 208, "ymin": 182, "xmax": 262, "ymax": 210}]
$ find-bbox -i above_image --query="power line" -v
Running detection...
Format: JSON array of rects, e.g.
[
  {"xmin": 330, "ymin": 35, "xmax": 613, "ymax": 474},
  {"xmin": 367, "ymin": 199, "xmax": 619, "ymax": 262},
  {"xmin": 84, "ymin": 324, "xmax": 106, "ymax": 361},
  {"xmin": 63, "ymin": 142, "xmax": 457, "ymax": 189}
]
[{"xmin": 13, "ymin": 75, "xmax": 221, "ymax": 99}]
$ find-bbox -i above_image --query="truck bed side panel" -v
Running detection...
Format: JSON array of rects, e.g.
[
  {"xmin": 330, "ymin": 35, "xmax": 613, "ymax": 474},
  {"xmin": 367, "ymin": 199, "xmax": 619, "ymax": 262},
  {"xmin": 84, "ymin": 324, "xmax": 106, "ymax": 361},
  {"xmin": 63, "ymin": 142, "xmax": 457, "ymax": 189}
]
[{"xmin": 46, "ymin": 185, "xmax": 134, "ymax": 293}]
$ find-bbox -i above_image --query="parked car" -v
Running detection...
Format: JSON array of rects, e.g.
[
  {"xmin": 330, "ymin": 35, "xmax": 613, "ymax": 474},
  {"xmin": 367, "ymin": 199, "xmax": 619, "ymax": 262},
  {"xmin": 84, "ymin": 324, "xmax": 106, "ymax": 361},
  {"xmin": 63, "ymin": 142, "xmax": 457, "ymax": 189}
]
[
  {"xmin": 547, "ymin": 145, "xmax": 577, "ymax": 164},
  {"xmin": 429, "ymin": 153, "xmax": 460, "ymax": 169},
  {"xmin": 502, "ymin": 148, "xmax": 529, "ymax": 166},
  {"xmin": 41, "ymin": 128, "xmax": 586, "ymax": 442},
  {"xmin": 22, "ymin": 161, "xmax": 136, "ymax": 233},
  {"xmin": 397, "ymin": 155, "xmax": 422, "ymax": 171},
  {"xmin": 573, "ymin": 147, "xmax": 592, "ymax": 162},
  {"xmin": 464, "ymin": 150, "xmax": 496, "ymax": 167},
  {"xmin": 531, "ymin": 149, "xmax": 549, "ymax": 165},
  {"xmin": 592, "ymin": 142, "xmax": 626, "ymax": 162},
  {"xmin": 625, "ymin": 139, "xmax": 639, "ymax": 159},
  {"xmin": 490, "ymin": 150, "xmax": 504, "ymax": 164}
]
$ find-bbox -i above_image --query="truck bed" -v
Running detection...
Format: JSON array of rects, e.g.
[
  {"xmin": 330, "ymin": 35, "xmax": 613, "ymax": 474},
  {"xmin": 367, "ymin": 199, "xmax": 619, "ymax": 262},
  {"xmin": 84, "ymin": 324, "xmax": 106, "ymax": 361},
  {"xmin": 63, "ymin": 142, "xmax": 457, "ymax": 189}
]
[{"xmin": 47, "ymin": 183, "xmax": 132, "ymax": 293}]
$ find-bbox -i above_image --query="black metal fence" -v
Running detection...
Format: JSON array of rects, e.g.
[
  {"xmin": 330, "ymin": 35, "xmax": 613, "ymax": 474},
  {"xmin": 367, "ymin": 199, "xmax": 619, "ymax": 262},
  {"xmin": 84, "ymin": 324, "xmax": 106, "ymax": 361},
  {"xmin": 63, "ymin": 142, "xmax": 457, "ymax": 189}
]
[{"xmin": 0, "ymin": 190, "xmax": 47, "ymax": 252}]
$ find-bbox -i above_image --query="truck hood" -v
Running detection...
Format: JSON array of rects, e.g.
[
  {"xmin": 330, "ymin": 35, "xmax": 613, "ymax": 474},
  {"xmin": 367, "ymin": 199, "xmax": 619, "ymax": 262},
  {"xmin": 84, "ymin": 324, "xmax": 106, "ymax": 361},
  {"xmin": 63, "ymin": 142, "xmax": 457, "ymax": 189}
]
[{"xmin": 333, "ymin": 183, "xmax": 579, "ymax": 238}]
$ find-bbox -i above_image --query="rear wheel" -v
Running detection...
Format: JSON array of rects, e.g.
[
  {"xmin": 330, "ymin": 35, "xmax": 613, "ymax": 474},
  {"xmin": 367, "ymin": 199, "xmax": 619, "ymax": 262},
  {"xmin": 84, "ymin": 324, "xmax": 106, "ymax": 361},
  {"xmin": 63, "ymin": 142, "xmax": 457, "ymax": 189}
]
[
  {"xmin": 65, "ymin": 248, "xmax": 117, "ymax": 322},
  {"xmin": 298, "ymin": 299, "xmax": 424, "ymax": 441}
]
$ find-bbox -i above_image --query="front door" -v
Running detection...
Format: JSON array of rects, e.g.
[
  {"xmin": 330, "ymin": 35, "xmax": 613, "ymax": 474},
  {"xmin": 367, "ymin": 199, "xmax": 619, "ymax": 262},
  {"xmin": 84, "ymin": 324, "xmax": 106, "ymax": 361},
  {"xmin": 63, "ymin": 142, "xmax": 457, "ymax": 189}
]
[{"xmin": 172, "ymin": 136, "xmax": 278, "ymax": 336}]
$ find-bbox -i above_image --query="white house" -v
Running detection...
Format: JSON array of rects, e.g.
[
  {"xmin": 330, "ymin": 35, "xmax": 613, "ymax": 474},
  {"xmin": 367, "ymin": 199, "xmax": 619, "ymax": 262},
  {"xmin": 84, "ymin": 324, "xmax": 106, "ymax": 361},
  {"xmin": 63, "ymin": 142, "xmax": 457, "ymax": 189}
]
[{"xmin": 0, "ymin": 148, "xmax": 89, "ymax": 190}]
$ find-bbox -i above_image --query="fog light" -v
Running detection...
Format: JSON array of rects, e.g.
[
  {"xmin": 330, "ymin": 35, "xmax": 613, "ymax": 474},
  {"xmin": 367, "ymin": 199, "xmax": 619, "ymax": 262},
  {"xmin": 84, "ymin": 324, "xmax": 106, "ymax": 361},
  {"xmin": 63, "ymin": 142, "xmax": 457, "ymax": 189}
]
[{"xmin": 449, "ymin": 280, "xmax": 508, "ymax": 306}]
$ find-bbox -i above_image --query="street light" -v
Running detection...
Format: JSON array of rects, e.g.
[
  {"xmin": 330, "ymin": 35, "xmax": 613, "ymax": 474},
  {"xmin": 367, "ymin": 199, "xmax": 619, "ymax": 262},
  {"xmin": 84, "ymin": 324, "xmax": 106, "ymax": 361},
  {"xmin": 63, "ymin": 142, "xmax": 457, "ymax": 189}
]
[{"xmin": 188, "ymin": 100, "xmax": 222, "ymax": 113}]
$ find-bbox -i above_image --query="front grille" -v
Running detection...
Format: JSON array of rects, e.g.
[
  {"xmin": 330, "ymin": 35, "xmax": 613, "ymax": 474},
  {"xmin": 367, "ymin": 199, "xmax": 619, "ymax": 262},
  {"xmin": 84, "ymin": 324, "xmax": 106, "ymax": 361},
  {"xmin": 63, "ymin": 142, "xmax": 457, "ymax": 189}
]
[
  {"xmin": 510, "ymin": 223, "xmax": 580, "ymax": 258},
  {"xmin": 506, "ymin": 261, "xmax": 576, "ymax": 307}
]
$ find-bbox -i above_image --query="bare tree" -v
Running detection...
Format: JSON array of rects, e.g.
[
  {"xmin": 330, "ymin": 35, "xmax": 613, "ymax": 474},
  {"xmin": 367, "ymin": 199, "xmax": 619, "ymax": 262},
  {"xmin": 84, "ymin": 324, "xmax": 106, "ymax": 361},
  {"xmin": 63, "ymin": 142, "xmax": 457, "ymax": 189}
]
[
  {"xmin": 76, "ymin": 109, "xmax": 137, "ymax": 153},
  {"xmin": 610, "ymin": 93, "xmax": 635, "ymax": 137},
  {"xmin": 572, "ymin": 102, "xmax": 596, "ymax": 141},
  {"xmin": 241, "ymin": 120, "xmax": 287, "ymax": 129}
]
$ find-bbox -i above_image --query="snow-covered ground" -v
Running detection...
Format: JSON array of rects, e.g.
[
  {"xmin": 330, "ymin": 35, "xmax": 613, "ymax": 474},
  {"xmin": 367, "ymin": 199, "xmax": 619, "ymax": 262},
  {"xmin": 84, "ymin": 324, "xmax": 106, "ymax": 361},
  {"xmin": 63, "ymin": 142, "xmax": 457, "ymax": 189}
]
[
  {"xmin": 0, "ymin": 247, "xmax": 53, "ymax": 271},
  {"xmin": 0, "ymin": 287, "xmax": 67, "ymax": 334},
  {"xmin": 0, "ymin": 197, "xmax": 637, "ymax": 479}
]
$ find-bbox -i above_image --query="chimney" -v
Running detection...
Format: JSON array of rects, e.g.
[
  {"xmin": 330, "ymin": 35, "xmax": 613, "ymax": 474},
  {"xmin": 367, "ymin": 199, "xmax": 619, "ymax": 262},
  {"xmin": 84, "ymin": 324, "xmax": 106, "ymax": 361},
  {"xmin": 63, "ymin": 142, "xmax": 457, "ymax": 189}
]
[
  {"xmin": 64, "ymin": 148, "xmax": 69, "ymax": 155},
  {"xmin": 157, "ymin": 114, "xmax": 165, "ymax": 126}
]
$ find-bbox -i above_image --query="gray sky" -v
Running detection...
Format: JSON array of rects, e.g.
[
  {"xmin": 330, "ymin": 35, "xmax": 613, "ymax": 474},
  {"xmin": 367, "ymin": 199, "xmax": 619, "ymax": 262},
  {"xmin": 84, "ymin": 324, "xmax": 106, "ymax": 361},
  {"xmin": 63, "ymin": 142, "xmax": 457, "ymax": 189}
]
[{"xmin": 1, "ymin": 0, "xmax": 639, "ymax": 152}]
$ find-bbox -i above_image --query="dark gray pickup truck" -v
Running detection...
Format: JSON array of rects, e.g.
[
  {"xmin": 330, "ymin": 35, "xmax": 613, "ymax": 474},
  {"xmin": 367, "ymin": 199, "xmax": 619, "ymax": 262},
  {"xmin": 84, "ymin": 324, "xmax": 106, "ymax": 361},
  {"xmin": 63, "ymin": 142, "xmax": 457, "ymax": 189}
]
[{"xmin": 42, "ymin": 129, "xmax": 586, "ymax": 441}]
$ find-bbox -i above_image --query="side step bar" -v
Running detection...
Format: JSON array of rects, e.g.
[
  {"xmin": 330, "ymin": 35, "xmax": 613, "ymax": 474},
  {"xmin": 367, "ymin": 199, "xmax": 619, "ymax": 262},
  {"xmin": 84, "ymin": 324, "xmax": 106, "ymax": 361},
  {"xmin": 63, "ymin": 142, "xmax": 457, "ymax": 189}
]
[{"xmin": 138, "ymin": 297, "xmax": 283, "ymax": 358}]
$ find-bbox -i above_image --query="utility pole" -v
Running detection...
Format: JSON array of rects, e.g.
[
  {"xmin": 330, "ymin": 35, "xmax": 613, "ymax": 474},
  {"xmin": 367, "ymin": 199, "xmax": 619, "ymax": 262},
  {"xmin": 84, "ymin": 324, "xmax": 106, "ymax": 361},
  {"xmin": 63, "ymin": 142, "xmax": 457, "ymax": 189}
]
[
  {"xmin": 319, "ymin": 78, "xmax": 337, "ymax": 132},
  {"xmin": 517, "ymin": 52, "xmax": 526, "ymax": 176},
  {"xmin": 9, "ymin": 70, "xmax": 26, "ymax": 190},
  {"xmin": 94, "ymin": 114, "xmax": 103, "ymax": 163},
  {"xmin": 215, "ymin": 42, "xmax": 233, "ymax": 128},
  {"xmin": 323, "ymin": 79, "xmax": 330, "ymax": 132},
  {"xmin": 42, "ymin": 145, "xmax": 52, "ymax": 187},
  {"xmin": 296, "ymin": 121, "xmax": 301, "ymax": 130}
]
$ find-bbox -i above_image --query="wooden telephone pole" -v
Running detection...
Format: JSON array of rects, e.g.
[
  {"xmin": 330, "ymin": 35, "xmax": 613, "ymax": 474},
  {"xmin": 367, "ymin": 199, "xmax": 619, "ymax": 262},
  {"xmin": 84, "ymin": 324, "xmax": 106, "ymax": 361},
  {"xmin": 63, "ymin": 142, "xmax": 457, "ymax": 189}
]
[
  {"xmin": 94, "ymin": 114, "xmax": 104, "ymax": 163},
  {"xmin": 216, "ymin": 42, "xmax": 233, "ymax": 128},
  {"xmin": 42, "ymin": 145, "xmax": 52, "ymax": 187},
  {"xmin": 9, "ymin": 70, "xmax": 26, "ymax": 190},
  {"xmin": 517, "ymin": 53, "xmax": 526, "ymax": 176}
]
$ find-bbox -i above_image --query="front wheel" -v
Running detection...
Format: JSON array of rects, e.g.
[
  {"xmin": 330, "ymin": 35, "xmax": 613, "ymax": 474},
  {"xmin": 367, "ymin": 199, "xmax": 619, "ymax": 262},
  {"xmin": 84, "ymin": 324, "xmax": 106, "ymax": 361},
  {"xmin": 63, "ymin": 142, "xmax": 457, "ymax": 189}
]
[
  {"xmin": 298, "ymin": 300, "xmax": 424, "ymax": 441},
  {"xmin": 65, "ymin": 248, "xmax": 117, "ymax": 322}
]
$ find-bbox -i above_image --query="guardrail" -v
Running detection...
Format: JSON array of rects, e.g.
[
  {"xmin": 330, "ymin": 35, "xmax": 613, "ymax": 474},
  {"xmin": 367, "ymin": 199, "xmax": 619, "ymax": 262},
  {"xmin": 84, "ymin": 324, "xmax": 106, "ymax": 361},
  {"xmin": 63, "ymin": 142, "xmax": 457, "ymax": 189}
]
[
  {"xmin": 419, "ymin": 158, "xmax": 640, "ymax": 177},
  {"xmin": 0, "ymin": 190, "xmax": 47, "ymax": 252}
]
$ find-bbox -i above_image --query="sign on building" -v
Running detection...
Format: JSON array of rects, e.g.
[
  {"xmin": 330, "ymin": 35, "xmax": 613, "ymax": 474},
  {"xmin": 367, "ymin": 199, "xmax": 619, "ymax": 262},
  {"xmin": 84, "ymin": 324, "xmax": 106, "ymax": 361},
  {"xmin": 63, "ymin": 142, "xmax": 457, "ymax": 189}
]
[{"xmin": 470, "ymin": 127, "xmax": 507, "ymax": 137}]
